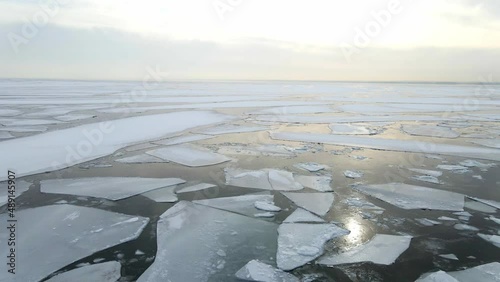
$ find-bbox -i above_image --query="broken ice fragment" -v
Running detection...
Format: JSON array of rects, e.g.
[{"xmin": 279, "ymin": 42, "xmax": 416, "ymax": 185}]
[
  {"xmin": 147, "ymin": 144, "xmax": 231, "ymax": 167},
  {"xmin": 459, "ymin": 159, "xmax": 496, "ymax": 169},
  {"xmin": 408, "ymin": 168, "xmax": 443, "ymax": 177},
  {"xmin": 176, "ymin": 183, "xmax": 217, "ymax": 194},
  {"xmin": 0, "ymin": 205, "xmax": 148, "ymax": 282},
  {"xmin": 437, "ymin": 165, "xmax": 469, "ymax": 173},
  {"xmin": 353, "ymin": 183, "xmax": 465, "ymax": 211},
  {"xmin": 477, "ymin": 234, "xmax": 500, "ymax": 248},
  {"xmin": 330, "ymin": 124, "xmax": 378, "ymax": 135},
  {"xmin": 454, "ymin": 224, "xmax": 479, "ymax": 231},
  {"xmin": 268, "ymin": 170, "xmax": 303, "ymax": 191},
  {"xmin": 412, "ymin": 175, "xmax": 443, "ymax": 185},
  {"xmin": 41, "ymin": 177, "xmax": 185, "ymax": 201},
  {"xmin": 317, "ymin": 234, "xmax": 412, "ymax": 266},
  {"xmin": 281, "ymin": 192, "xmax": 334, "ymax": 216},
  {"xmin": 283, "ymin": 208, "xmax": 325, "ymax": 223},
  {"xmin": 471, "ymin": 139, "xmax": 500, "ymax": 149},
  {"xmin": 448, "ymin": 262, "xmax": 500, "ymax": 281},
  {"xmin": 294, "ymin": 175, "xmax": 333, "ymax": 192},
  {"xmin": 46, "ymin": 261, "xmax": 121, "ymax": 282},
  {"xmin": 0, "ymin": 131, "xmax": 13, "ymax": 139},
  {"xmin": 438, "ymin": 216, "xmax": 458, "ymax": 221},
  {"xmin": 277, "ymin": 223, "xmax": 349, "ymax": 270},
  {"xmin": 344, "ymin": 170, "xmax": 363, "ymax": 179},
  {"xmin": 439, "ymin": 254, "xmax": 459, "ymax": 260},
  {"xmin": 194, "ymin": 124, "xmax": 268, "ymax": 135},
  {"xmin": 137, "ymin": 201, "xmax": 277, "ymax": 282},
  {"xmin": 416, "ymin": 218, "xmax": 442, "ymax": 227},
  {"xmin": 415, "ymin": 270, "xmax": 459, "ymax": 282},
  {"xmin": 254, "ymin": 212, "xmax": 276, "ymax": 218},
  {"xmin": 142, "ymin": 186, "xmax": 178, "ymax": 203},
  {"xmin": 344, "ymin": 198, "xmax": 384, "ymax": 212},
  {"xmin": 466, "ymin": 197, "xmax": 500, "ymax": 210},
  {"xmin": 193, "ymin": 192, "xmax": 274, "ymax": 218},
  {"xmin": 235, "ymin": 260, "xmax": 300, "ymax": 282},
  {"xmin": 225, "ymin": 168, "xmax": 303, "ymax": 191},
  {"xmin": 0, "ymin": 180, "xmax": 31, "ymax": 206},
  {"xmin": 293, "ymin": 162, "xmax": 327, "ymax": 172},
  {"xmin": 254, "ymin": 201, "xmax": 281, "ymax": 212}
]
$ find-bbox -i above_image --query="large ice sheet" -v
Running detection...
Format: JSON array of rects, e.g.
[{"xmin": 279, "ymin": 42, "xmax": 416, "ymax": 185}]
[
  {"xmin": 46, "ymin": 261, "xmax": 121, "ymax": 282},
  {"xmin": 0, "ymin": 125, "xmax": 48, "ymax": 132},
  {"xmin": 235, "ymin": 260, "xmax": 299, "ymax": 282},
  {"xmin": 415, "ymin": 270, "xmax": 459, "ymax": 282},
  {"xmin": 146, "ymin": 144, "xmax": 231, "ymax": 167},
  {"xmin": 141, "ymin": 186, "xmax": 179, "ymax": 203},
  {"xmin": 353, "ymin": 183, "xmax": 465, "ymax": 211},
  {"xmin": 277, "ymin": 223, "xmax": 349, "ymax": 270},
  {"xmin": 257, "ymin": 114, "xmax": 484, "ymax": 124},
  {"xmin": 281, "ymin": 192, "xmax": 334, "ymax": 216},
  {"xmin": 153, "ymin": 134, "xmax": 215, "ymax": 146},
  {"xmin": 0, "ymin": 204, "xmax": 149, "ymax": 282},
  {"xmin": 0, "ymin": 180, "xmax": 31, "ymax": 206},
  {"xmin": 193, "ymin": 124, "xmax": 268, "ymax": 135},
  {"xmin": 471, "ymin": 139, "xmax": 500, "ymax": 149},
  {"xmin": 402, "ymin": 124, "xmax": 460, "ymax": 138},
  {"xmin": 0, "ymin": 109, "xmax": 22, "ymax": 116},
  {"xmin": 193, "ymin": 192, "xmax": 273, "ymax": 217},
  {"xmin": 268, "ymin": 170, "xmax": 304, "ymax": 191},
  {"xmin": 41, "ymin": 177, "xmax": 185, "ymax": 200},
  {"xmin": 317, "ymin": 234, "xmax": 412, "ymax": 266},
  {"xmin": 115, "ymin": 154, "xmax": 167, "ymax": 164},
  {"xmin": 270, "ymin": 132, "xmax": 500, "ymax": 161},
  {"xmin": 137, "ymin": 201, "xmax": 278, "ymax": 282},
  {"xmin": 176, "ymin": 183, "xmax": 217, "ymax": 194},
  {"xmin": 0, "ymin": 111, "xmax": 233, "ymax": 180}
]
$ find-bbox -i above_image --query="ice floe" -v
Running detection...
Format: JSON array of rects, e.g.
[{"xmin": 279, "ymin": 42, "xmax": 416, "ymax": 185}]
[
  {"xmin": 438, "ymin": 216, "xmax": 458, "ymax": 221},
  {"xmin": 0, "ymin": 111, "xmax": 232, "ymax": 180},
  {"xmin": 137, "ymin": 201, "xmax": 277, "ymax": 282},
  {"xmin": 268, "ymin": 170, "xmax": 304, "ymax": 191},
  {"xmin": 218, "ymin": 144, "xmax": 296, "ymax": 157},
  {"xmin": 353, "ymin": 183, "xmax": 465, "ymax": 211},
  {"xmin": 344, "ymin": 170, "xmax": 364, "ymax": 179},
  {"xmin": 439, "ymin": 254, "xmax": 459, "ymax": 260},
  {"xmin": 281, "ymin": 192, "xmax": 334, "ymax": 216},
  {"xmin": 344, "ymin": 198, "xmax": 384, "ymax": 212},
  {"xmin": 401, "ymin": 124, "xmax": 460, "ymax": 138},
  {"xmin": 416, "ymin": 218, "xmax": 442, "ymax": 226},
  {"xmin": 0, "ymin": 125, "xmax": 48, "ymax": 132},
  {"xmin": 153, "ymin": 134, "xmax": 215, "ymax": 146},
  {"xmin": 448, "ymin": 262, "xmax": 500, "ymax": 281},
  {"xmin": 193, "ymin": 192, "xmax": 274, "ymax": 217},
  {"xmin": 41, "ymin": 177, "xmax": 185, "ymax": 200},
  {"xmin": 0, "ymin": 109, "xmax": 22, "ymax": 116},
  {"xmin": 124, "ymin": 142, "xmax": 157, "ymax": 152},
  {"xmin": 459, "ymin": 160, "xmax": 496, "ymax": 170},
  {"xmin": 466, "ymin": 197, "xmax": 500, "ymax": 210},
  {"xmin": 0, "ymin": 204, "xmax": 149, "ymax": 282},
  {"xmin": 415, "ymin": 270, "xmax": 459, "ymax": 282},
  {"xmin": 317, "ymin": 234, "xmax": 412, "ymax": 266},
  {"xmin": 193, "ymin": 124, "xmax": 268, "ymax": 135},
  {"xmin": 0, "ymin": 131, "xmax": 13, "ymax": 139},
  {"xmin": 249, "ymin": 105, "xmax": 335, "ymax": 115},
  {"xmin": 46, "ymin": 261, "xmax": 121, "ymax": 282},
  {"xmin": 176, "ymin": 183, "xmax": 217, "ymax": 194},
  {"xmin": 235, "ymin": 260, "xmax": 299, "ymax": 282},
  {"xmin": 254, "ymin": 200, "xmax": 281, "ymax": 212},
  {"xmin": 454, "ymin": 224, "xmax": 479, "ymax": 231},
  {"xmin": 277, "ymin": 223, "xmax": 349, "ymax": 270},
  {"xmin": 0, "ymin": 118, "xmax": 62, "ymax": 126},
  {"xmin": 412, "ymin": 175, "xmax": 443, "ymax": 185},
  {"xmin": 471, "ymin": 139, "xmax": 500, "ymax": 149},
  {"xmin": 255, "ymin": 212, "xmax": 276, "ymax": 218},
  {"xmin": 294, "ymin": 175, "xmax": 333, "ymax": 192},
  {"xmin": 54, "ymin": 114, "xmax": 95, "ymax": 122},
  {"xmin": 0, "ymin": 180, "xmax": 31, "ymax": 206},
  {"xmin": 436, "ymin": 165, "xmax": 470, "ymax": 173},
  {"xmin": 283, "ymin": 208, "xmax": 325, "ymax": 223},
  {"xmin": 115, "ymin": 154, "xmax": 167, "ymax": 164},
  {"xmin": 270, "ymin": 132, "xmax": 500, "ymax": 161},
  {"xmin": 293, "ymin": 162, "xmax": 327, "ymax": 172},
  {"xmin": 478, "ymin": 234, "xmax": 500, "ymax": 248},
  {"xmin": 146, "ymin": 144, "xmax": 231, "ymax": 167},
  {"xmin": 408, "ymin": 168, "xmax": 443, "ymax": 177},
  {"xmin": 330, "ymin": 124, "xmax": 379, "ymax": 135}
]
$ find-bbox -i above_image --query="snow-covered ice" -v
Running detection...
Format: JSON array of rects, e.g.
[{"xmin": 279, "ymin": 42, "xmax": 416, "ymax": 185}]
[
  {"xmin": 137, "ymin": 201, "xmax": 277, "ymax": 282},
  {"xmin": 329, "ymin": 124, "xmax": 379, "ymax": 135},
  {"xmin": 146, "ymin": 144, "xmax": 231, "ymax": 167},
  {"xmin": 0, "ymin": 204, "xmax": 149, "ymax": 282},
  {"xmin": 41, "ymin": 177, "xmax": 185, "ymax": 200},
  {"xmin": 344, "ymin": 170, "xmax": 364, "ymax": 179},
  {"xmin": 0, "ymin": 111, "xmax": 233, "ymax": 180},
  {"xmin": 317, "ymin": 234, "xmax": 412, "ymax": 266},
  {"xmin": 176, "ymin": 183, "xmax": 217, "ymax": 194},
  {"xmin": 283, "ymin": 208, "xmax": 325, "ymax": 223},
  {"xmin": 277, "ymin": 223, "xmax": 349, "ymax": 270},
  {"xmin": 353, "ymin": 183, "xmax": 465, "ymax": 211},
  {"xmin": 46, "ymin": 261, "xmax": 121, "ymax": 282},
  {"xmin": 235, "ymin": 260, "xmax": 300, "ymax": 282},
  {"xmin": 281, "ymin": 192, "xmax": 334, "ymax": 216}
]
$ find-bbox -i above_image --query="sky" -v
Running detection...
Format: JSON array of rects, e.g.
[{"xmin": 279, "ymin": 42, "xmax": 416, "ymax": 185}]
[{"xmin": 0, "ymin": 0, "xmax": 499, "ymax": 82}]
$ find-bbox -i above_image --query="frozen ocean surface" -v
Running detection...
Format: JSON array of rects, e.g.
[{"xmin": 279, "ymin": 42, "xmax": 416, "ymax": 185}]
[{"xmin": 1, "ymin": 79, "xmax": 499, "ymax": 281}]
